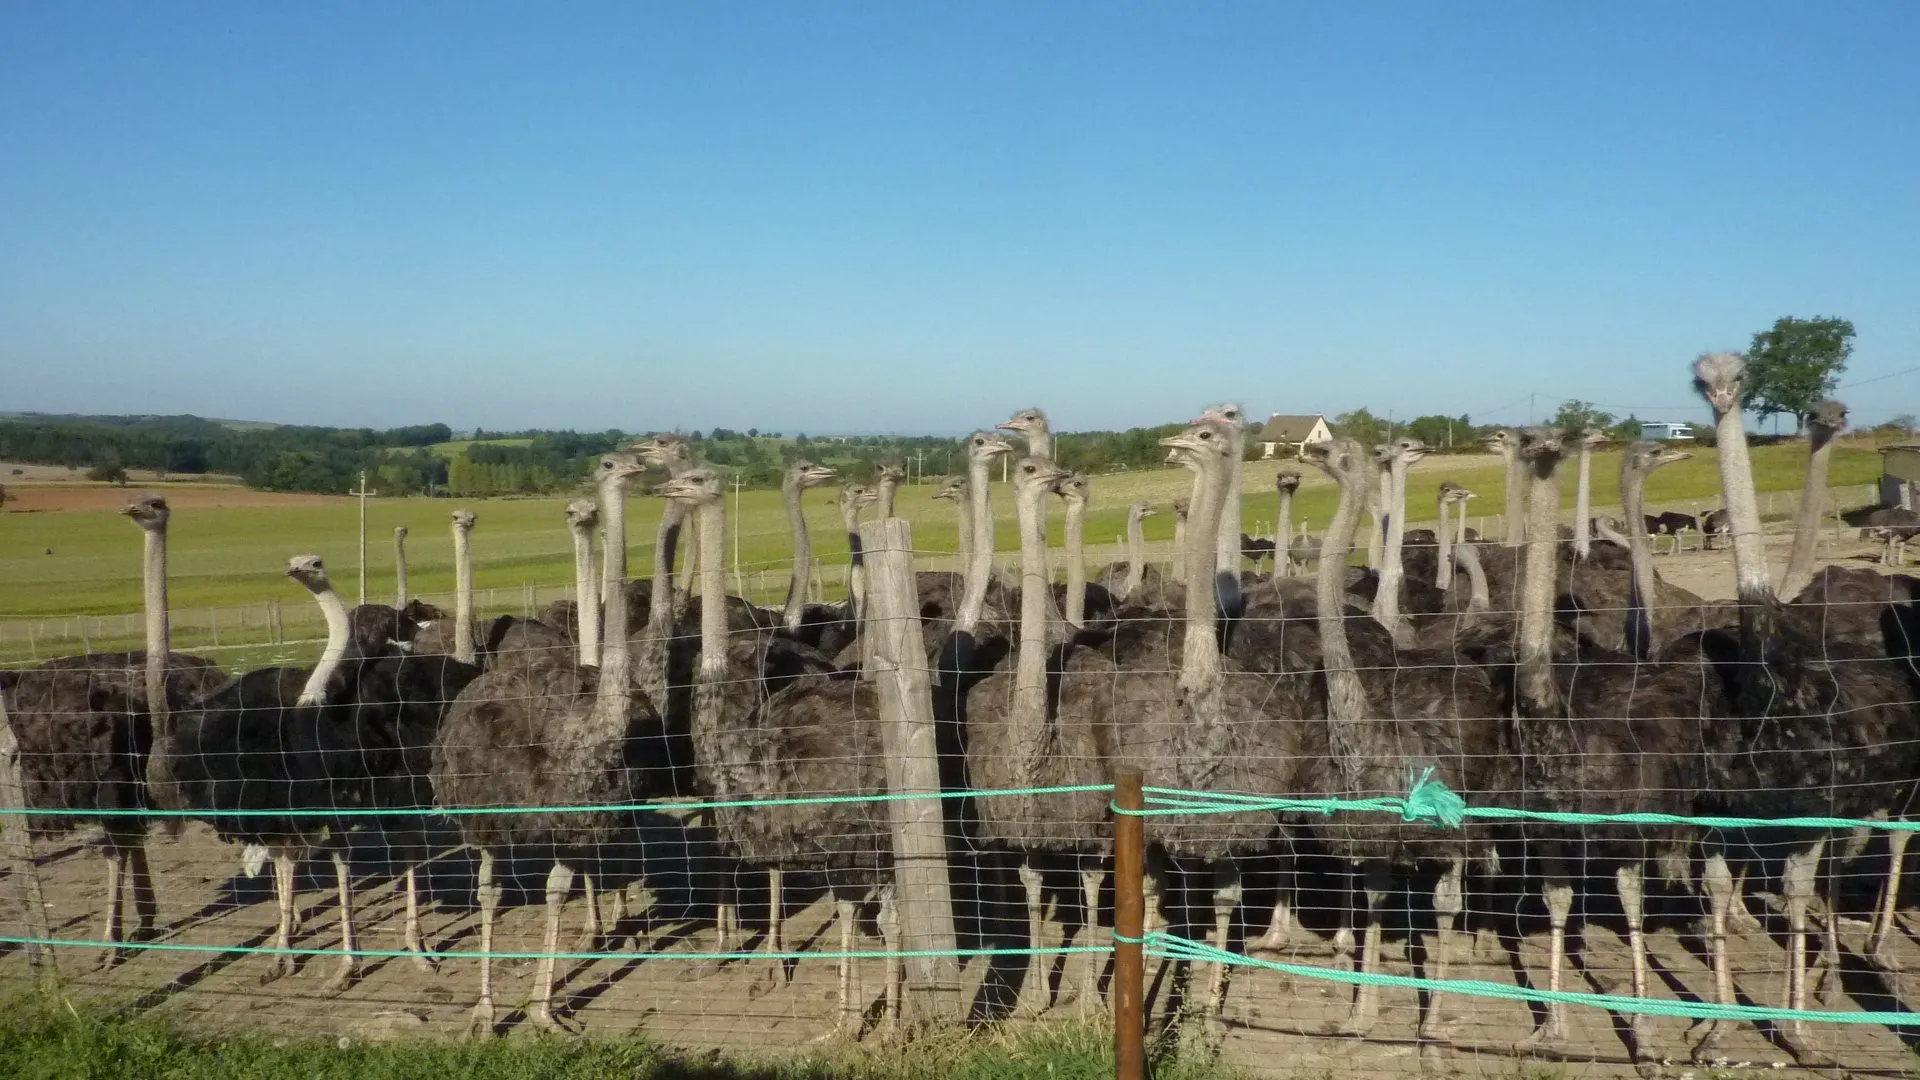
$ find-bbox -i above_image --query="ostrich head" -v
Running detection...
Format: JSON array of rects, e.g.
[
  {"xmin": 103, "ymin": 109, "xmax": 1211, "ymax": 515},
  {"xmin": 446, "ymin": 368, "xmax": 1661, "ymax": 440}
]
[
  {"xmin": 564, "ymin": 498, "xmax": 599, "ymax": 531},
  {"xmin": 1160, "ymin": 419, "xmax": 1234, "ymax": 461},
  {"xmin": 1805, "ymin": 400, "xmax": 1849, "ymax": 442},
  {"xmin": 997, "ymin": 408, "xmax": 1050, "ymax": 439},
  {"xmin": 285, "ymin": 554, "xmax": 332, "ymax": 592},
  {"xmin": 964, "ymin": 430, "xmax": 1014, "ymax": 464},
  {"xmin": 1172, "ymin": 497, "xmax": 1190, "ymax": 521},
  {"xmin": 1439, "ymin": 480, "xmax": 1478, "ymax": 507},
  {"xmin": 874, "ymin": 459, "xmax": 906, "ymax": 486},
  {"xmin": 451, "ymin": 509, "xmax": 476, "ymax": 531},
  {"xmin": 1130, "ymin": 500, "xmax": 1158, "ymax": 520},
  {"xmin": 1517, "ymin": 426, "xmax": 1568, "ymax": 474},
  {"xmin": 1482, "ymin": 429, "xmax": 1517, "ymax": 455},
  {"xmin": 1052, "ymin": 471, "xmax": 1090, "ymax": 506},
  {"xmin": 631, "ymin": 433, "xmax": 693, "ymax": 473},
  {"xmin": 932, "ymin": 475, "xmax": 968, "ymax": 501},
  {"xmin": 1623, "ymin": 440, "xmax": 1692, "ymax": 475},
  {"xmin": 1300, "ymin": 437, "xmax": 1370, "ymax": 489},
  {"xmin": 782, "ymin": 459, "xmax": 837, "ymax": 492},
  {"xmin": 1692, "ymin": 351, "xmax": 1747, "ymax": 417},
  {"xmin": 1011, "ymin": 456, "xmax": 1070, "ymax": 498},
  {"xmin": 120, "ymin": 493, "xmax": 169, "ymax": 530},
  {"xmin": 393, "ymin": 525, "xmax": 408, "ymax": 541},
  {"xmin": 1578, "ymin": 429, "xmax": 1610, "ymax": 451},
  {"xmin": 1194, "ymin": 402, "xmax": 1249, "ymax": 428},
  {"xmin": 657, "ymin": 467, "xmax": 725, "ymax": 505},
  {"xmin": 594, "ymin": 452, "xmax": 645, "ymax": 492},
  {"xmin": 1378, "ymin": 435, "xmax": 1431, "ymax": 469},
  {"xmin": 838, "ymin": 483, "xmax": 877, "ymax": 518},
  {"xmin": 1275, "ymin": 469, "xmax": 1301, "ymax": 494}
]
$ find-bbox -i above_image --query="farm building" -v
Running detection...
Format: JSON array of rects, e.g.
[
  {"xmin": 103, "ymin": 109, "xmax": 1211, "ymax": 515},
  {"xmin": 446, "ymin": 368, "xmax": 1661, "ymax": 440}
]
[
  {"xmin": 1254, "ymin": 413, "xmax": 1332, "ymax": 458},
  {"xmin": 1640, "ymin": 421, "xmax": 1694, "ymax": 441},
  {"xmin": 1880, "ymin": 443, "xmax": 1920, "ymax": 509}
]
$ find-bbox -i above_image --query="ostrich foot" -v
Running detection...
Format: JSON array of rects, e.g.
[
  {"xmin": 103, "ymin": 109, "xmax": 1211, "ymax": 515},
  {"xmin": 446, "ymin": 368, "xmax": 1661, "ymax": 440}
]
[
  {"xmin": 404, "ymin": 945, "xmax": 439, "ymax": 976},
  {"xmin": 1728, "ymin": 898, "xmax": 1765, "ymax": 934},
  {"xmin": 526, "ymin": 1003, "xmax": 580, "ymax": 1033},
  {"xmin": 1517, "ymin": 1013, "xmax": 1571, "ymax": 1056},
  {"xmin": 1868, "ymin": 945, "xmax": 1908, "ymax": 974},
  {"xmin": 1331, "ymin": 1002, "xmax": 1379, "ymax": 1038},
  {"xmin": 259, "ymin": 952, "xmax": 296, "ymax": 985},
  {"xmin": 1777, "ymin": 1025, "xmax": 1837, "ymax": 1071},
  {"xmin": 322, "ymin": 958, "xmax": 361, "ymax": 997},
  {"xmin": 1687, "ymin": 1019, "xmax": 1726, "ymax": 1063},
  {"xmin": 465, "ymin": 1000, "xmax": 496, "ymax": 1038},
  {"xmin": 1417, "ymin": 1008, "xmax": 1463, "ymax": 1045}
]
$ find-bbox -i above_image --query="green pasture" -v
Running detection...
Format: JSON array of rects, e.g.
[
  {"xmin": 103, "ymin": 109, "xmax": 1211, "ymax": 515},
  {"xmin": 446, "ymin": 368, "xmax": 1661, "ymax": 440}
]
[{"xmin": 0, "ymin": 439, "xmax": 1884, "ymax": 667}]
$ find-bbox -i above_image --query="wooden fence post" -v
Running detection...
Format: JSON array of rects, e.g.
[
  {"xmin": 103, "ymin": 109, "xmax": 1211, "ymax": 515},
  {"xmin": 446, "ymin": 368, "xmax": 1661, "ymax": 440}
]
[
  {"xmin": 0, "ymin": 691, "xmax": 56, "ymax": 982},
  {"xmin": 859, "ymin": 517, "xmax": 962, "ymax": 1027},
  {"xmin": 1113, "ymin": 768, "xmax": 1146, "ymax": 1080}
]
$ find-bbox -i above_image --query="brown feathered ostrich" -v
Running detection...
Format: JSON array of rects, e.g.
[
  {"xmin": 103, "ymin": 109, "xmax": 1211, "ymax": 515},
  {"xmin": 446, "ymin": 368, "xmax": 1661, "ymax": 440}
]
[
  {"xmin": 1482, "ymin": 427, "xmax": 1525, "ymax": 547},
  {"xmin": 1691, "ymin": 353, "xmax": 1919, "ymax": 1065},
  {"xmin": 874, "ymin": 458, "xmax": 906, "ymax": 519},
  {"xmin": 430, "ymin": 452, "xmax": 666, "ymax": 1034},
  {"xmin": 670, "ymin": 466, "xmax": 905, "ymax": 1035},
  {"xmin": 1274, "ymin": 469, "xmax": 1301, "ymax": 577},
  {"xmin": 3, "ymin": 494, "xmax": 224, "ymax": 965}
]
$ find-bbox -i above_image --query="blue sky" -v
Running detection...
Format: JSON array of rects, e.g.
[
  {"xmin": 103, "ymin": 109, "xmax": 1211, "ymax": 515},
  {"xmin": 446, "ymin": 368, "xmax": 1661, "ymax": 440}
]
[{"xmin": 3, "ymin": 2, "xmax": 1916, "ymax": 435}]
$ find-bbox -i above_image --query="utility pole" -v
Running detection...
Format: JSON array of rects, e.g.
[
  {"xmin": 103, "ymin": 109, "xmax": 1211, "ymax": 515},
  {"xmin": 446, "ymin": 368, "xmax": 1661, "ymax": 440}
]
[
  {"xmin": 349, "ymin": 470, "xmax": 373, "ymax": 605},
  {"xmin": 731, "ymin": 472, "xmax": 743, "ymax": 595},
  {"xmin": 912, "ymin": 449, "xmax": 925, "ymax": 487}
]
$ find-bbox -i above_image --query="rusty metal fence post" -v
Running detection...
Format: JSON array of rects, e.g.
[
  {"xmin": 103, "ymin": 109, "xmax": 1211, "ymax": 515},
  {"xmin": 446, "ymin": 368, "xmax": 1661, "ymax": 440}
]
[{"xmin": 1113, "ymin": 768, "xmax": 1145, "ymax": 1080}]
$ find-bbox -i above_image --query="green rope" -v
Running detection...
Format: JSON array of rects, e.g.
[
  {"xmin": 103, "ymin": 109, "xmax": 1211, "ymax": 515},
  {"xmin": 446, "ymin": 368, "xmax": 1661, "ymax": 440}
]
[{"xmin": 1143, "ymin": 930, "xmax": 1920, "ymax": 1027}]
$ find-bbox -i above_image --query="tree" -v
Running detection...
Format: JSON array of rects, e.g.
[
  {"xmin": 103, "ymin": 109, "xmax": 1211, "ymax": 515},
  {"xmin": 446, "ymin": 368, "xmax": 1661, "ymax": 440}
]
[
  {"xmin": 1743, "ymin": 316, "xmax": 1854, "ymax": 431},
  {"xmin": 1609, "ymin": 413, "xmax": 1646, "ymax": 442},
  {"xmin": 1331, "ymin": 408, "xmax": 1388, "ymax": 448},
  {"xmin": 1550, "ymin": 399, "xmax": 1615, "ymax": 435},
  {"xmin": 1884, "ymin": 414, "xmax": 1917, "ymax": 438},
  {"xmin": 0, "ymin": 483, "xmax": 8, "ymax": 510},
  {"xmin": 1405, "ymin": 414, "xmax": 1471, "ymax": 449},
  {"xmin": 88, "ymin": 461, "xmax": 128, "ymax": 485}
]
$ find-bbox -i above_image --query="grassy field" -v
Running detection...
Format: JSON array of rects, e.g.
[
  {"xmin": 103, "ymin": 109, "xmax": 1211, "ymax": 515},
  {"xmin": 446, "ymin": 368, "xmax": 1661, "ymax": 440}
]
[
  {"xmin": 0, "ymin": 438, "xmax": 1885, "ymax": 665},
  {"xmin": 425, "ymin": 437, "xmax": 536, "ymax": 457},
  {"xmin": 0, "ymin": 993, "xmax": 1240, "ymax": 1080}
]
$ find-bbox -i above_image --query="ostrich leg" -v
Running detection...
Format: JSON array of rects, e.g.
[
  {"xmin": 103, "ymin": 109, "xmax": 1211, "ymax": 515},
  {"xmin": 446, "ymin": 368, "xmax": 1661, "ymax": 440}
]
[
  {"xmin": 97, "ymin": 850, "xmax": 126, "ymax": 967},
  {"xmin": 1014, "ymin": 861, "xmax": 1050, "ymax": 1017},
  {"xmin": 262, "ymin": 850, "xmax": 299, "ymax": 983},
  {"xmin": 324, "ymin": 850, "xmax": 360, "ymax": 994},
  {"xmin": 835, "ymin": 895, "xmax": 861, "ymax": 1037},
  {"xmin": 1524, "ymin": 848, "xmax": 1575, "ymax": 1048},
  {"xmin": 1778, "ymin": 844, "xmax": 1833, "ymax": 1065},
  {"xmin": 1079, "ymin": 865, "xmax": 1105, "ymax": 1015},
  {"xmin": 530, "ymin": 862, "xmax": 577, "ymax": 1031},
  {"xmin": 1252, "ymin": 855, "xmax": 1296, "ymax": 954},
  {"xmin": 1202, "ymin": 860, "xmax": 1242, "ymax": 1038},
  {"xmin": 1690, "ymin": 852, "xmax": 1737, "ymax": 1061},
  {"xmin": 1617, "ymin": 862, "xmax": 1654, "ymax": 1064},
  {"xmin": 1868, "ymin": 828, "xmax": 1912, "ymax": 973},
  {"xmin": 879, "ymin": 885, "xmax": 903, "ymax": 1037},
  {"xmin": 1418, "ymin": 857, "xmax": 1467, "ymax": 1043},
  {"xmin": 126, "ymin": 841, "xmax": 157, "ymax": 943},
  {"xmin": 1338, "ymin": 859, "xmax": 1392, "ymax": 1036},
  {"xmin": 575, "ymin": 874, "xmax": 603, "ymax": 952},
  {"xmin": 467, "ymin": 849, "xmax": 499, "ymax": 1037},
  {"xmin": 402, "ymin": 865, "xmax": 437, "ymax": 973},
  {"xmin": 767, "ymin": 867, "xmax": 786, "ymax": 979}
]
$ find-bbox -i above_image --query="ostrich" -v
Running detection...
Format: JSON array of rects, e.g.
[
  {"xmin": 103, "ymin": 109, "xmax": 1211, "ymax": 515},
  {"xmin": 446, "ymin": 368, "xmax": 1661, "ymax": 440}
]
[
  {"xmin": 1434, "ymin": 481, "xmax": 1472, "ymax": 592},
  {"xmin": 1571, "ymin": 429, "xmax": 1607, "ymax": 559},
  {"xmin": 393, "ymin": 526, "xmax": 410, "ymax": 607},
  {"xmin": 1274, "ymin": 469, "xmax": 1301, "ymax": 577},
  {"xmin": 412, "ymin": 510, "xmax": 485, "ymax": 662},
  {"xmin": 1300, "ymin": 436, "xmax": 1505, "ymax": 1041},
  {"xmin": 1506, "ymin": 430, "xmax": 1723, "ymax": 1061},
  {"xmin": 3, "ymin": 494, "xmax": 224, "ymax": 963},
  {"xmin": 780, "ymin": 459, "xmax": 841, "ymax": 635},
  {"xmin": 1097, "ymin": 500, "xmax": 1160, "ymax": 601},
  {"xmin": 1195, "ymin": 403, "xmax": 1251, "ymax": 603},
  {"xmin": 933, "ymin": 475, "xmax": 971, "ymax": 571},
  {"xmin": 1370, "ymin": 437, "xmax": 1427, "ymax": 646},
  {"xmin": 1097, "ymin": 419, "xmax": 1320, "ymax": 1037},
  {"xmin": 1054, "ymin": 471, "xmax": 1092, "ymax": 628},
  {"xmin": 966, "ymin": 455, "xmax": 1119, "ymax": 1018},
  {"xmin": 670, "ymin": 467, "xmax": 904, "ymax": 1035},
  {"xmin": 1483, "ymin": 428, "xmax": 1525, "ymax": 546},
  {"xmin": 431, "ymin": 452, "xmax": 669, "ymax": 1033},
  {"xmin": 1690, "ymin": 354, "xmax": 1919, "ymax": 1063},
  {"xmin": 1778, "ymin": 400, "xmax": 1848, "ymax": 600},
  {"xmin": 998, "ymin": 407, "xmax": 1052, "ymax": 461},
  {"xmin": 564, "ymin": 498, "xmax": 601, "ymax": 667},
  {"xmin": 874, "ymin": 459, "xmax": 906, "ymax": 518},
  {"xmin": 1171, "ymin": 498, "xmax": 1189, "ymax": 587},
  {"xmin": 838, "ymin": 482, "xmax": 878, "ymax": 626},
  {"xmin": 164, "ymin": 554, "xmax": 396, "ymax": 991}
]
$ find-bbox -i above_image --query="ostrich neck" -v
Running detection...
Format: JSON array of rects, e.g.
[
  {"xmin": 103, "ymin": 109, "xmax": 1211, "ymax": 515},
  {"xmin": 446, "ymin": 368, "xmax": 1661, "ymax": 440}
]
[
  {"xmin": 1436, "ymin": 497, "xmax": 1454, "ymax": 591},
  {"xmin": 592, "ymin": 479, "xmax": 633, "ymax": 731},
  {"xmin": 1373, "ymin": 457, "xmax": 1412, "ymax": 644},
  {"xmin": 1063, "ymin": 498, "xmax": 1086, "ymax": 627},
  {"xmin": 1622, "ymin": 466, "xmax": 1660, "ymax": 658},
  {"xmin": 1573, "ymin": 445, "xmax": 1594, "ymax": 559},
  {"xmin": 877, "ymin": 478, "xmax": 898, "ymax": 519},
  {"xmin": 953, "ymin": 492, "xmax": 974, "ymax": 576},
  {"xmin": 843, "ymin": 507, "xmax": 865, "ymax": 616},
  {"xmin": 1214, "ymin": 449, "xmax": 1243, "ymax": 578},
  {"xmin": 297, "ymin": 582, "xmax": 352, "ymax": 705},
  {"xmin": 1028, "ymin": 429, "xmax": 1052, "ymax": 461},
  {"xmin": 142, "ymin": 526, "xmax": 170, "ymax": 724},
  {"xmin": 696, "ymin": 499, "xmax": 729, "ymax": 685},
  {"xmin": 648, "ymin": 502, "xmax": 685, "ymax": 632},
  {"xmin": 1179, "ymin": 457, "xmax": 1227, "ymax": 692},
  {"xmin": 1173, "ymin": 516, "xmax": 1187, "ymax": 588},
  {"xmin": 1518, "ymin": 459, "xmax": 1563, "ymax": 715},
  {"xmin": 1367, "ymin": 467, "xmax": 1388, "ymax": 570},
  {"xmin": 1315, "ymin": 463, "xmax": 1370, "ymax": 734},
  {"xmin": 1713, "ymin": 401, "xmax": 1772, "ymax": 599},
  {"xmin": 1503, "ymin": 447, "xmax": 1525, "ymax": 547},
  {"xmin": 393, "ymin": 531, "xmax": 409, "ymax": 607},
  {"xmin": 1124, "ymin": 507, "xmax": 1145, "ymax": 597},
  {"xmin": 1456, "ymin": 537, "xmax": 1490, "ymax": 616},
  {"xmin": 452, "ymin": 525, "xmax": 475, "ymax": 665},
  {"xmin": 1012, "ymin": 486, "xmax": 1053, "ymax": 773},
  {"xmin": 783, "ymin": 485, "xmax": 811, "ymax": 629},
  {"xmin": 572, "ymin": 524, "xmax": 600, "ymax": 668},
  {"xmin": 1275, "ymin": 489, "xmax": 1294, "ymax": 573},
  {"xmin": 1456, "ymin": 502, "xmax": 1470, "ymax": 545},
  {"xmin": 1779, "ymin": 430, "xmax": 1836, "ymax": 599},
  {"xmin": 957, "ymin": 458, "xmax": 995, "ymax": 633}
]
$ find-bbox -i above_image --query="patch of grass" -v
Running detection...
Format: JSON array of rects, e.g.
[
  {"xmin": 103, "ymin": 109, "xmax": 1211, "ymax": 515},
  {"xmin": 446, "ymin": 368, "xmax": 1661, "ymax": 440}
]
[
  {"xmin": 0, "ymin": 992, "xmax": 1242, "ymax": 1079},
  {"xmin": 424, "ymin": 438, "xmax": 536, "ymax": 457},
  {"xmin": 0, "ymin": 439, "xmax": 1883, "ymax": 664}
]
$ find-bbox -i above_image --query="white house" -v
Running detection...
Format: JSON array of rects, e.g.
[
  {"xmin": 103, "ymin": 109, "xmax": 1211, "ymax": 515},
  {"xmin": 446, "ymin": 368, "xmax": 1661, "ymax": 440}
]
[
  {"xmin": 1254, "ymin": 414, "xmax": 1334, "ymax": 458},
  {"xmin": 1640, "ymin": 421, "xmax": 1694, "ymax": 441}
]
